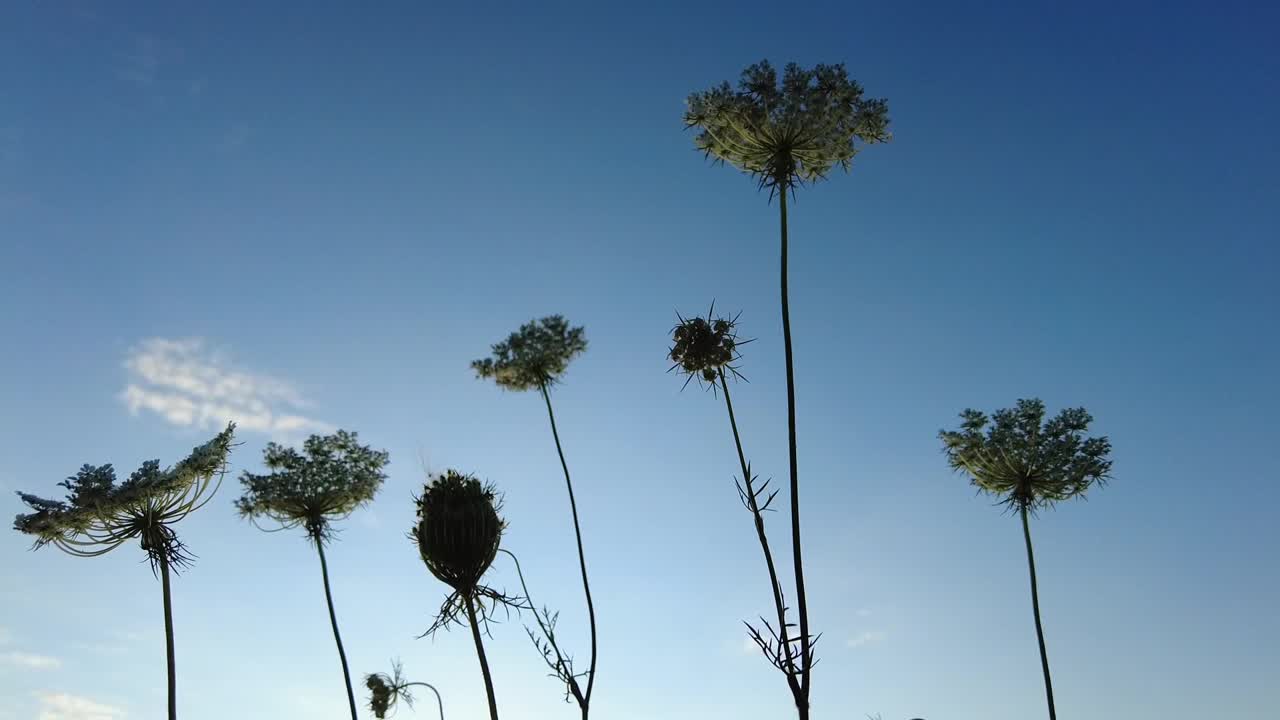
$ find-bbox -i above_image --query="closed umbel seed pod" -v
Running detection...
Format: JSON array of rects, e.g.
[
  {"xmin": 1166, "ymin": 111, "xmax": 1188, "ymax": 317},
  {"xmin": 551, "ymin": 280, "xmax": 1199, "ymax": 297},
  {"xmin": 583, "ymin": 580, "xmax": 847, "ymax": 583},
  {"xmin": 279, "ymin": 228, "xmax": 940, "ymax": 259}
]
[{"xmin": 414, "ymin": 471, "xmax": 504, "ymax": 594}]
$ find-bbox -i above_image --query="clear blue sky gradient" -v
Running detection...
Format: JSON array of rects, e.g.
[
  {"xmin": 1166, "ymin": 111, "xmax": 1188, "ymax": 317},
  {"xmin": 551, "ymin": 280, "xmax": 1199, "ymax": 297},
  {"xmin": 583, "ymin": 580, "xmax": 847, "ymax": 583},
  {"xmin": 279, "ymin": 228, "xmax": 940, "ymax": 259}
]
[{"xmin": 2, "ymin": 2, "xmax": 1277, "ymax": 719}]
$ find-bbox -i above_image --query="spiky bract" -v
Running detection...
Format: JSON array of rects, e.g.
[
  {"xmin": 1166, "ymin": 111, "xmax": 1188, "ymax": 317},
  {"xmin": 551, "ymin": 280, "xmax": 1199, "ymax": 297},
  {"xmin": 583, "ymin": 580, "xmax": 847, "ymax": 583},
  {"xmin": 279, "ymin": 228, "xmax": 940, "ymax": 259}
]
[
  {"xmin": 940, "ymin": 398, "xmax": 1112, "ymax": 511},
  {"xmin": 684, "ymin": 60, "xmax": 890, "ymax": 191},
  {"xmin": 12, "ymin": 424, "xmax": 236, "ymax": 570},
  {"xmin": 235, "ymin": 430, "xmax": 389, "ymax": 543},
  {"xmin": 472, "ymin": 316, "xmax": 586, "ymax": 392}
]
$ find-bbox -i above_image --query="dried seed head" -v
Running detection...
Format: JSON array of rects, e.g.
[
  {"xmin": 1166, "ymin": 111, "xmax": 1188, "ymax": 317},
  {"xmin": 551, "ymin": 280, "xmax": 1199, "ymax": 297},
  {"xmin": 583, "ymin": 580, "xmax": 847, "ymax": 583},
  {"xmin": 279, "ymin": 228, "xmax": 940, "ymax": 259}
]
[
  {"xmin": 413, "ymin": 470, "xmax": 505, "ymax": 594},
  {"xmin": 365, "ymin": 673, "xmax": 396, "ymax": 718},
  {"xmin": 669, "ymin": 307, "xmax": 748, "ymax": 388}
]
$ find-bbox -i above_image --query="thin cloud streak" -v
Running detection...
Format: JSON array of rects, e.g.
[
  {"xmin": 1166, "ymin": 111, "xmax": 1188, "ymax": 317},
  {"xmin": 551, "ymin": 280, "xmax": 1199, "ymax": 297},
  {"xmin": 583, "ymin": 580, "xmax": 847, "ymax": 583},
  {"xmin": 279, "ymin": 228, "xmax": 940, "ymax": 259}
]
[
  {"xmin": 35, "ymin": 692, "xmax": 125, "ymax": 720},
  {"xmin": 847, "ymin": 630, "xmax": 887, "ymax": 648},
  {"xmin": 120, "ymin": 338, "xmax": 332, "ymax": 438},
  {"xmin": 2, "ymin": 651, "xmax": 61, "ymax": 669}
]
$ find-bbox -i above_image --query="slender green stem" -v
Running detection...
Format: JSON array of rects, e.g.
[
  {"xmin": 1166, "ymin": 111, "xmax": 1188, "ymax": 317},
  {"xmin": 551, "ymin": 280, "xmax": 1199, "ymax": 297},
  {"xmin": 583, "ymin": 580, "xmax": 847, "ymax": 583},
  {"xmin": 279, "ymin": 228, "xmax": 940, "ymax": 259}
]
[
  {"xmin": 159, "ymin": 554, "xmax": 177, "ymax": 720},
  {"xmin": 778, "ymin": 187, "xmax": 811, "ymax": 717},
  {"xmin": 539, "ymin": 383, "xmax": 598, "ymax": 712},
  {"xmin": 315, "ymin": 540, "xmax": 359, "ymax": 720},
  {"xmin": 498, "ymin": 549, "xmax": 585, "ymax": 706},
  {"xmin": 403, "ymin": 682, "xmax": 445, "ymax": 720},
  {"xmin": 1021, "ymin": 506, "xmax": 1057, "ymax": 720},
  {"xmin": 465, "ymin": 594, "xmax": 500, "ymax": 720},
  {"xmin": 718, "ymin": 369, "xmax": 801, "ymax": 700}
]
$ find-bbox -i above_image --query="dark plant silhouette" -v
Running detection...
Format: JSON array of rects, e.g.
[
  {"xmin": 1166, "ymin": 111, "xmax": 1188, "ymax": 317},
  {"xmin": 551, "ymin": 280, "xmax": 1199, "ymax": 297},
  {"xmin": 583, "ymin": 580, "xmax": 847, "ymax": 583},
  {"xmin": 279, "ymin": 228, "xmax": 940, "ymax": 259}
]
[
  {"xmin": 685, "ymin": 60, "xmax": 890, "ymax": 720},
  {"xmin": 940, "ymin": 398, "xmax": 1112, "ymax": 720},
  {"xmin": 497, "ymin": 548, "xmax": 589, "ymax": 707},
  {"xmin": 414, "ymin": 470, "xmax": 516, "ymax": 720},
  {"xmin": 235, "ymin": 430, "xmax": 390, "ymax": 720},
  {"xmin": 669, "ymin": 308, "xmax": 811, "ymax": 704},
  {"xmin": 365, "ymin": 658, "xmax": 444, "ymax": 719},
  {"xmin": 12, "ymin": 424, "xmax": 236, "ymax": 720},
  {"xmin": 472, "ymin": 315, "xmax": 597, "ymax": 719}
]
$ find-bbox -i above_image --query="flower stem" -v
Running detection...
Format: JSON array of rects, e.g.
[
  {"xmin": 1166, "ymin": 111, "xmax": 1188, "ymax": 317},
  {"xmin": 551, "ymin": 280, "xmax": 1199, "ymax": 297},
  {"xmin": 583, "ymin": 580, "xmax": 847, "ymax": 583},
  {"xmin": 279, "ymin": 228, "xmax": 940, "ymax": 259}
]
[
  {"xmin": 1021, "ymin": 505, "xmax": 1057, "ymax": 720},
  {"xmin": 315, "ymin": 540, "xmax": 358, "ymax": 720},
  {"xmin": 778, "ymin": 186, "xmax": 811, "ymax": 717},
  {"xmin": 539, "ymin": 383, "xmax": 598, "ymax": 714},
  {"xmin": 718, "ymin": 369, "xmax": 801, "ymax": 700},
  {"xmin": 465, "ymin": 593, "xmax": 500, "ymax": 720},
  {"xmin": 404, "ymin": 682, "xmax": 445, "ymax": 720},
  {"xmin": 498, "ymin": 549, "xmax": 585, "ymax": 706},
  {"xmin": 159, "ymin": 554, "xmax": 178, "ymax": 720}
]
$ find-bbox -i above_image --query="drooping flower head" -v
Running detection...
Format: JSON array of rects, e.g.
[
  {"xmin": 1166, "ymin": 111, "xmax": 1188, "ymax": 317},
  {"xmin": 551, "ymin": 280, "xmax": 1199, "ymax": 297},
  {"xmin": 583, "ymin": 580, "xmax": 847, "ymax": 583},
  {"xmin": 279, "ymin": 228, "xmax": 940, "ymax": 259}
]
[
  {"xmin": 668, "ymin": 306, "xmax": 749, "ymax": 389},
  {"xmin": 366, "ymin": 671, "xmax": 397, "ymax": 718},
  {"xmin": 235, "ymin": 430, "xmax": 389, "ymax": 543},
  {"xmin": 365, "ymin": 658, "xmax": 443, "ymax": 719},
  {"xmin": 684, "ymin": 60, "xmax": 890, "ymax": 191},
  {"xmin": 13, "ymin": 424, "xmax": 236, "ymax": 570},
  {"xmin": 472, "ymin": 315, "xmax": 587, "ymax": 392},
  {"xmin": 939, "ymin": 398, "xmax": 1112, "ymax": 512}
]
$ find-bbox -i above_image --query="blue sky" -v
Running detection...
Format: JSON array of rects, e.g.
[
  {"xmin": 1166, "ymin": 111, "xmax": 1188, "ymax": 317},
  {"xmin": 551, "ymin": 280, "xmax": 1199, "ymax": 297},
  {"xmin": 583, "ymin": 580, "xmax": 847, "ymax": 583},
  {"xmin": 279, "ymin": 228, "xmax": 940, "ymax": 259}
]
[{"xmin": 1, "ymin": 1, "xmax": 1277, "ymax": 719}]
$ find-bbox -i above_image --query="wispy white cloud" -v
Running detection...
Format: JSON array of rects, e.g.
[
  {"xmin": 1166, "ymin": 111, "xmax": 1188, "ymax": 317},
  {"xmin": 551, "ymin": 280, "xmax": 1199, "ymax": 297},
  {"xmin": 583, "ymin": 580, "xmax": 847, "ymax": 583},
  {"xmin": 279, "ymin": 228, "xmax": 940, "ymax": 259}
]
[
  {"xmin": 847, "ymin": 630, "xmax": 887, "ymax": 648},
  {"xmin": 120, "ymin": 338, "xmax": 332, "ymax": 438},
  {"xmin": 73, "ymin": 629, "xmax": 149, "ymax": 657},
  {"xmin": 2, "ymin": 650, "xmax": 62, "ymax": 669},
  {"xmin": 35, "ymin": 692, "xmax": 125, "ymax": 720}
]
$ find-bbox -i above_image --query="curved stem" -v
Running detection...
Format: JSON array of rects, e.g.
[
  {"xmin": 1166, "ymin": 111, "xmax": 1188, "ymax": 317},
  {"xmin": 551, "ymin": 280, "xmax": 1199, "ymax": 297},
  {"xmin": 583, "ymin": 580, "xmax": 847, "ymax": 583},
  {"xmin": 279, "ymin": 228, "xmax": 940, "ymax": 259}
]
[
  {"xmin": 403, "ymin": 682, "xmax": 446, "ymax": 720},
  {"xmin": 464, "ymin": 594, "xmax": 500, "ymax": 720},
  {"xmin": 159, "ymin": 554, "xmax": 177, "ymax": 720},
  {"xmin": 498, "ymin": 549, "xmax": 586, "ymax": 707},
  {"xmin": 1021, "ymin": 506, "xmax": 1057, "ymax": 720},
  {"xmin": 719, "ymin": 369, "xmax": 801, "ymax": 699},
  {"xmin": 779, "ymin": 187, "xmax": 811, "ymax": 718},
  {"xmin": 539, "ymin": 383, "xmax": 598, "ymax": 712},
  {"xmin": 315, "ymin": 541, "xmax": 359, "ymax": 720}
]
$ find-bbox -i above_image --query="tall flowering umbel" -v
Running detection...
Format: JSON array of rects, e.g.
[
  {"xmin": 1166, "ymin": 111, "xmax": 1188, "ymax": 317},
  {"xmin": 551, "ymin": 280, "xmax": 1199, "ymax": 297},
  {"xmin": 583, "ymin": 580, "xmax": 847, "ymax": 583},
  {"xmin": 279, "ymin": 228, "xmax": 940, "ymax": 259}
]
[
  {"xmin": 235, "ymin": 430, "xmax": 390, "ymax": 720},
  {"xmin": 940, "ymin": 399, "xmax": 1112, "ymax": 720},
  {"xmin": 472, "ymin": 315, "xmax": 599, "ymax": 720},
  {"xmin": 12, "ymin": 424, "xmax": 236, "ymax": 720},
  {"xmin": 413, "ymin": 471, "xmax": 512, "ymax": 720},
  {"xmin": 685, "ymin": 61, "xmax": 890, "ymax": 720},
  {"xmin": 684, "ymin": 60, "xmax": 889, "ymax": 192},
  {"xmin": 668, "ymin": 309, "xmax": 809, "ymax": 704}
]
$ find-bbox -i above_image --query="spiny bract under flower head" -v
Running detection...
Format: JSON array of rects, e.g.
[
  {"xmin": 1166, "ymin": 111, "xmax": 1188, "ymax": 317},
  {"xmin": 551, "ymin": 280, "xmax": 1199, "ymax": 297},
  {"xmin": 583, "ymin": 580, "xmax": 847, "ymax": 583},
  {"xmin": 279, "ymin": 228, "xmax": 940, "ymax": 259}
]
[
  {"xmin": 472, "ymin": 315, "xmax": 587, "ymax": 392},
  {"xmin": 12, "ymin": 424, "xmax": 236, "ymax": 568},
  {"xmin": 413, "ymin": 470, "xmax": 505, "ymax": 593},
  {"xmin": 669, "ymin": 307, "xmax": 747, "ymax": 388},
  {"xmin": 235, "ymin": 430, "xmax": 389, "ymax": 543},
  {"xmin": 939, "ymin": 398, "xmax": 1112, "ymax": 511},
  {"xmin": 684, "ymin": 59, "xmax": 890, "ymax": 190}
]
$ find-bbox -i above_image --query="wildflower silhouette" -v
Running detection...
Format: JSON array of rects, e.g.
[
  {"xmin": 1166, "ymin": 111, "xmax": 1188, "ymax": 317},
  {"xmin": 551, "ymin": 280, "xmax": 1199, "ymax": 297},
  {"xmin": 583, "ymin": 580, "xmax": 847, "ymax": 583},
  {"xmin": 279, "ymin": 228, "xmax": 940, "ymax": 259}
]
[
  {"xmin": 669, "ymin": 308, "xmax": 810, "ymax": 703},
  {"xmin": 414, "ymin": 470, "xmax": 515, "ymax": 720},
  {"xmin": 235, "ymin": 430, "xmax": 390, "ymax": 720},
  {"xmin": 365, "ymin": 658, "xmax": 444, "ymax": 720},
  {"xmin": 685, "ymin": 60, "xmax": 889, "ymax": 720},
  {"xmin": 940, "ymin": 398, "xmax": 1112, "ymax": 720},
  {"xmin": 12, "ymin": 424, "xmax": 236, "ymax": 720},
  {"xmin": 472, "ymin": 315, "xmax": 597, "ymax": 719}
]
